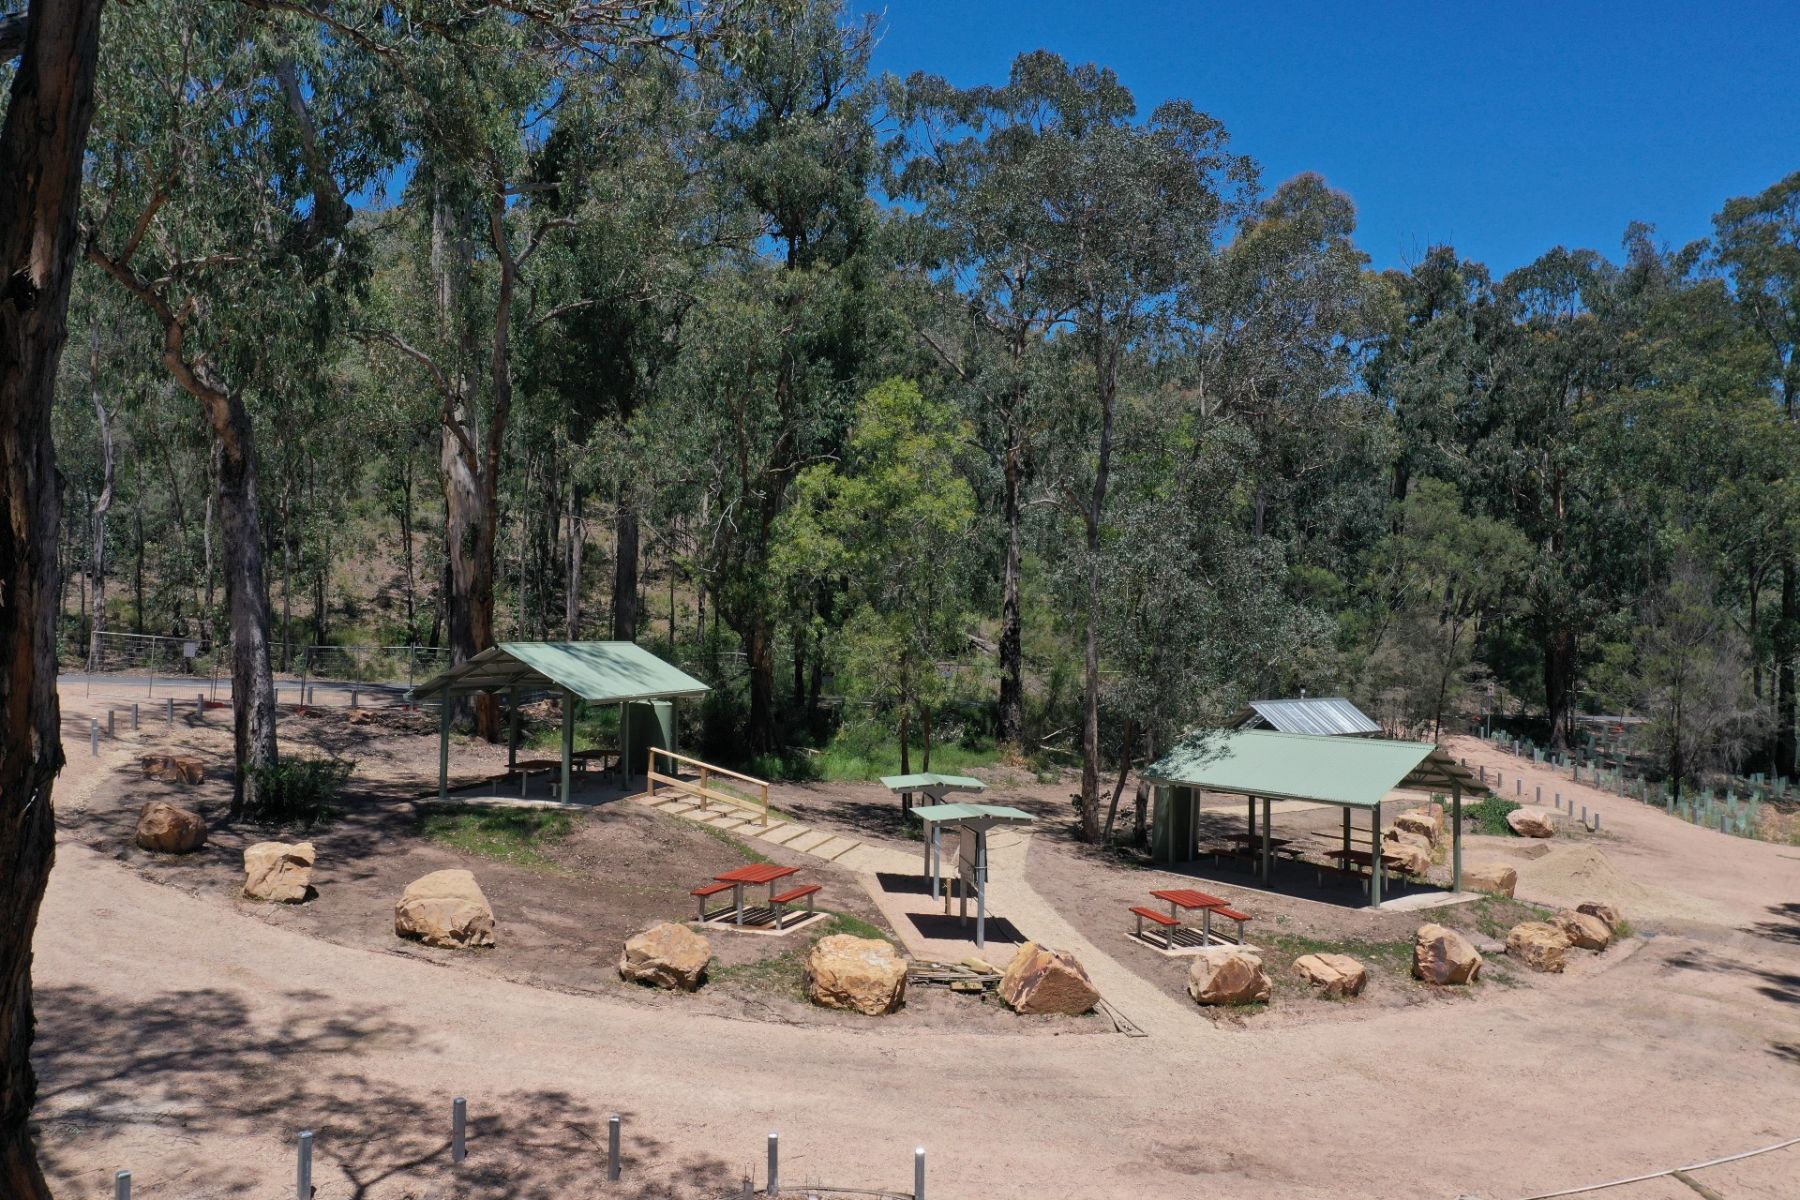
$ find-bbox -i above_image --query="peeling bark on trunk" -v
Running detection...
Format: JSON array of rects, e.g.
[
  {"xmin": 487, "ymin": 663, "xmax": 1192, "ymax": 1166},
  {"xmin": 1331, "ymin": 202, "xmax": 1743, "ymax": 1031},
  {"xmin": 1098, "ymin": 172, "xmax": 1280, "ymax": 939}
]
[
  {"xmin": 1, "ymin": 2, "xmax": 105, "ymax": 1192},
  {"xmin": 612, "ymin": 500, "xmax": 639, "ymax": 642}
]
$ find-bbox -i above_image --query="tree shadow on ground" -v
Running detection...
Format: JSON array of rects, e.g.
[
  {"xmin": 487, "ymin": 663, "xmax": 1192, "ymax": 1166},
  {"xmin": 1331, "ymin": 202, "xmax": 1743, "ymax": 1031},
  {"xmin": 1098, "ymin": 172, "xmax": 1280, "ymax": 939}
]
[
  {"xmin": 32, "ymin": 984, "xmax": 740, "ymax": 1198},
  {"xmin": 1747, "ymin": 902, "xmax": 1800, "ymax": 946},
  {"xmin": 1664, "ymin": 946, "xmax": 1800, "ymax": 1008}
]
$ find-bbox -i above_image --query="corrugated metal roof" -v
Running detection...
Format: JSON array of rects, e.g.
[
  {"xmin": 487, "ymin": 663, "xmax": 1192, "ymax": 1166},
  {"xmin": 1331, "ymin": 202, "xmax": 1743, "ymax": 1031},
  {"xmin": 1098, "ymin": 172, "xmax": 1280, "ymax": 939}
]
[
  {"xmin": 410, "ymin": 641, "xmax": 710, "ymax": 703},
  {"xmin": 1142, "ymin": 729, "xmax": 1481, "ymax": 808},
  {"xmin": 910, "ymin": 802, "xmax": 1035, "ymax": 825},
  {"xmin": 1235, "ymin": 697, "xmax": 1381, "ymax": 736}
]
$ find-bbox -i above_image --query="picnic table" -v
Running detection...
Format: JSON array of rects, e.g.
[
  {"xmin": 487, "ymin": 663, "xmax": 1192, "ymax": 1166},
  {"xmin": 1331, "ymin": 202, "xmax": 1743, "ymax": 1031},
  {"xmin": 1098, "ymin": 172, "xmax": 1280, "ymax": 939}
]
[
  {"xmin": 706, "ymin": 863, "xmax": 799, "ymax": 926},
  {"xmin": 1323, "ymin": 847, "xmax": 1416, "ymax": 889},
  {"xmin": 1142, "ymin": 888, "xmax": 1250, "ymax": 947}
]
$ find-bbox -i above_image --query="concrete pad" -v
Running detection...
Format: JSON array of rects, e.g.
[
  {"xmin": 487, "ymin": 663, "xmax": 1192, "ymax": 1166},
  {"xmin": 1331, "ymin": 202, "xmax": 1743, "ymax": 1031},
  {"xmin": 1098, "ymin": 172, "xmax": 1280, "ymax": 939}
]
[
  {"xmin": 705, "ymin": 815, "xmax": 749, "ymax": 831},
  {"xmin": 784, "ymin": 830, "xmax": 835, "ymax": 855},
  {"xmin": 752, "ymin": 821, "xmax": 791, "ymax": 841},
  {"xmin": 831, "ymin": 844, "xmax": 896, "ymax": 874},
  {"xmin": 811, "ymin": 836, "xmax": 860, "ymax": 861},
  {"xmin": 758, "ymin": 824, "xmax": 811, "ymax": 846}
]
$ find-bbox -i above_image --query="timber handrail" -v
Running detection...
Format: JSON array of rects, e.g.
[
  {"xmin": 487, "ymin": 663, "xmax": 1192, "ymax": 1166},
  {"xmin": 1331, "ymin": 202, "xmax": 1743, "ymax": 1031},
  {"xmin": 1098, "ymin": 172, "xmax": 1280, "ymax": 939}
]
[{"xmin": 647, "ymin": 746, "xmax": 770, "ymax": 826}]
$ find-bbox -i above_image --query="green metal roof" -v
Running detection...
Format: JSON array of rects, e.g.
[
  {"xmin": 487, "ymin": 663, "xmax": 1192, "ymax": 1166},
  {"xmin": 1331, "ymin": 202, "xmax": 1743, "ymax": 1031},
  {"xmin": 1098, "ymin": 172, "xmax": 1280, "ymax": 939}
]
[
  {"xmin": 879, "ymin": 773, "xmax": 986, "ymax": 792},
  {"xmin": 911, "ymin": 802, "xmax": 1034, "ymax": 824},
  {"xmin": 410, "ymin": 641, "xmax": 710, "ymax": 704},
  {"xmin": 1141, "ymin": 729, "xmax": 1485, "ymax": 808}
]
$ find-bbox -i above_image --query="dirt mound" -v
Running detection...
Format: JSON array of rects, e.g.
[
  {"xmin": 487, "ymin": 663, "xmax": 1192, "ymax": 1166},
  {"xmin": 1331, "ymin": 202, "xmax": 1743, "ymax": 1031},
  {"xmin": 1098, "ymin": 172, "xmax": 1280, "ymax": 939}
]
[{"xmin": 1512, "ymin": 843, "xmax": 1723, "ymax": 924}]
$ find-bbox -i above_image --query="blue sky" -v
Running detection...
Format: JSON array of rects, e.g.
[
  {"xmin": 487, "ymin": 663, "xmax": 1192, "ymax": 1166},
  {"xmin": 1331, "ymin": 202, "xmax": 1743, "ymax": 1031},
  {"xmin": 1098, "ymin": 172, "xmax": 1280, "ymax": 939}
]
[{"xmin": 855, "ymin": 1, "xmax": 1800, "ymax": 275}]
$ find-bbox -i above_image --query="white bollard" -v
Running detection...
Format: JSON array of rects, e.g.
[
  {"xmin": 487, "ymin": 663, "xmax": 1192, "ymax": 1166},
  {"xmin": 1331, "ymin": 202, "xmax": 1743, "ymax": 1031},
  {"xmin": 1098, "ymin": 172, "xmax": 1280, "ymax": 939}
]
[
  {"xmin": 115, "ymin": 1170, "xmax": 131, "ymax": 1200},
  {"xmin": 915, "ymin": 1147, "xmax": 926, "ymax": 1200},
  {"xmin": 767, "ymin": 1132, "xmax": 779, "ymax": 1196}
]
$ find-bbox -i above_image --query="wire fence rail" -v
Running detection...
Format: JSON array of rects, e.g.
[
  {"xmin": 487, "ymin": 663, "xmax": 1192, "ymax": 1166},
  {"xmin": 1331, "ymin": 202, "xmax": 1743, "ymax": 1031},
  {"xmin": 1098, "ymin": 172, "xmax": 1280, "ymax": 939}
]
[
  {"xmin": 106, "ymin": 1100, "xmax": 932, "ymax": 1200},
  {"xmin": 66, "ymin": 631, "xmax": 452, "ymax": 689}
]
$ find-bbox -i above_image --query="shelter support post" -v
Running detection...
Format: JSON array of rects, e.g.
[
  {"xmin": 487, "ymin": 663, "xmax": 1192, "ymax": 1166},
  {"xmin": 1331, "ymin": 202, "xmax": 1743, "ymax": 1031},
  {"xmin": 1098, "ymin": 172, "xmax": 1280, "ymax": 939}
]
[
  {"xmin": 1451, "ymin": 780, "xmax": 1463, "ymax": 892},
  {"xmin": 1246, "ymin": 795, "xmax": 1255, "ymax": 842},
  {"xmin": 975, "ymin": 828, "xmax": 988, "ymax": 949},
  {"xmin": 1370, "ymin": 803, "xmax": 1383, "ymax": 908},
  {"xmin": 618, "ymin": 700, "xmax": 629, "ymax": 786},
  {"xmin": 1341, "ymin": 806, "xmax": 1351, "ymax": 866},
  {"xmin": 438, "ymin": 699, "xmax": 451, "ymax": 801},
  {"xmin": 1260, "ymin": 795, "xmax": 1272, "ymax": 885},
  {"xmin": 507, "ymin": 688, "xmax": 519, "ymax": 770},
  {"xmin": 561, "ymin": 690, "xmax": 575, "ymax": 802}
]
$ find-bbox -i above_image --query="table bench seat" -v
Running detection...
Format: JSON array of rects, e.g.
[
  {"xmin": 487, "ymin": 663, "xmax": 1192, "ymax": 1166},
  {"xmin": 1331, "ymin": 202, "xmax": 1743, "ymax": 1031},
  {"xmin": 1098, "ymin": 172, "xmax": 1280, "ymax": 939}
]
[
  {"xmin": 770, "ymin": 883, "xmax": 821, "ymax": 929},
  {"xmin": 691, "ymin": 880, "xmax": 736, "ymax": 922}
]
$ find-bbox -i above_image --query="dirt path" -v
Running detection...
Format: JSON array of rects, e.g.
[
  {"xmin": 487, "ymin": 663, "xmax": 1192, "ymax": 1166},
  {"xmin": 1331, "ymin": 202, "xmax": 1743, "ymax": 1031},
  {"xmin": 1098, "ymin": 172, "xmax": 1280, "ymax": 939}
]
[{"xmin": 30, "ymin": 699, "xmax": 1800, "ymax": 1198}]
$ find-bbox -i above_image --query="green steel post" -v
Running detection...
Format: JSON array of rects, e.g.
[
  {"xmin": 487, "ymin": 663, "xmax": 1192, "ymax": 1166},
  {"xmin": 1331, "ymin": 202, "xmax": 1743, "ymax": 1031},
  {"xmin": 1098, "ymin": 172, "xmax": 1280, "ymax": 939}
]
[
  {"xmin": 508, "ymin": 688, "xmax": 520, "ymax": 770},
  {"xmin": 1369, "ymin": 803, "xmax": 1383, "ymax": 908},
  {"xmin": 1341, "ymin": 806, "xmax": 1351, "ymax": 867},
  {"xmin": 561, "ymin": 690, "xmax": 575, "ymax": 802},
  {"xmin": 1246, "ymin": 795, "xmax": 1255, "ymax": 842},
  {"xmin": 1260, "ymin": 795, "xmax": 1272, "ymax": 886},
  {"xmin": 1451, "ymin": 780, "xmax": 1463, "ymax": 893},
  {"xmin": 438, "ymin": 699, "xmax": 451, "ymax": 801}
]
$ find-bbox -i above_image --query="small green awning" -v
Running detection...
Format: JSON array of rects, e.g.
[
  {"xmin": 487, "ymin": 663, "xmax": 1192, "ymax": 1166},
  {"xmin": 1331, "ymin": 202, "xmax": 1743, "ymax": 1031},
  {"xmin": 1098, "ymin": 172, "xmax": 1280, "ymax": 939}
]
[
  {"xmin": 411, "ymin": 641, "xmax": 710, "ymax": 704},
  {"xmin": 911, "ymin": 802, "xmax": 1034, "ymax": 824},
  {"xmin": 879, "ymin": 773, "xmax": 986, "ymax": 793},
  {"xmin": 1141, "ymin": 729, "xmax": 1487, "ymax": 808}
]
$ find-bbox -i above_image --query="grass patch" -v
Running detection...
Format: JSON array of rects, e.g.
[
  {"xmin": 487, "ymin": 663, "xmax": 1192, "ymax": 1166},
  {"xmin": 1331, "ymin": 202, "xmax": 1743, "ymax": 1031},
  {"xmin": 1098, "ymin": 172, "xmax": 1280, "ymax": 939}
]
[
  {"xmin": 1462, "ymin": 796, "xmax": 1523, "ymax": 836},
  {"xmin": 689, "ymin": 821, "xmax": 772, "ymax": 864},
  {"xmin": 706, "ymin": 913, "xmax": 893, "ymax": 1001},
  {"xmin": 1261, "ymin": 931, "xmax": 1416, "ymax": 976},
  {"xmin": 420, "ymin": 807, "xmax": 575, "ymax": 870}
]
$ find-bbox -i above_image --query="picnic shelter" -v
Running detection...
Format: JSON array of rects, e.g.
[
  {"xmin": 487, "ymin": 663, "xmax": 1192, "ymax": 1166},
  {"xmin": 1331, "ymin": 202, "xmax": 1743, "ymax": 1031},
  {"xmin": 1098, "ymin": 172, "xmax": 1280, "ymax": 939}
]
[
  {"xmin": 412, "ymin": 641, "xmax": 710, "ymax": 802},
  {"xmin": 1141, "ymin": 729, "xmax": 1489, "ymax": 908}
]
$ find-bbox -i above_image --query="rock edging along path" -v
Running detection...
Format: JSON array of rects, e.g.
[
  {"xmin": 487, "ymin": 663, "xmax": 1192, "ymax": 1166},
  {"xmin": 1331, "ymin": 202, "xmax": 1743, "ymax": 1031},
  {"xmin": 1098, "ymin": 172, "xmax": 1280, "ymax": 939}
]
[{"xmin": 630, "ymin": 787, "xmax": 1197, "ymax": 1036}]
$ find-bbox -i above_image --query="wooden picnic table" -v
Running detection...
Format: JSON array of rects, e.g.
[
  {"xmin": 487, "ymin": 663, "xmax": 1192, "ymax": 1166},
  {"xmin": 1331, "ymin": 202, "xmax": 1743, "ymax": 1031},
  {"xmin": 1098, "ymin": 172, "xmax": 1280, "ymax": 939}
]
[
  {"xmin": 1325, "ymin": 847, "xmax": 1411, "ymax": 875},
  {"xmin": 1148, "ymin": 888, "xmax": 1233, "ymax": 945},
  {"xmin": 714, "ymin": 863, "xmax": 800, "ymax": 925},
  {"xmin": 1219, "ymin": 833, "xmax": 1294, "ymax": 846}
]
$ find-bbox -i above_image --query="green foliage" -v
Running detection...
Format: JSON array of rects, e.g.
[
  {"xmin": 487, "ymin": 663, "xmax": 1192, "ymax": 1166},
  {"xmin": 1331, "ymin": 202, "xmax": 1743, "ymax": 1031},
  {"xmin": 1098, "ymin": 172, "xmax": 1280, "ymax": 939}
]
[
  {"xmin": 1463, "ymin": 796, "xmax": 1523, "ymax": 836},
  {"xmin": 811, "ymin": 720, "xmax": 1002, "ymax": 782},
  {"xmin": 421, "ymin": 807, "xmax": 576, "ymax": 871},
  {"xmin": 243, "ymin": 757, "xmax": 354, "ymax": 827}
]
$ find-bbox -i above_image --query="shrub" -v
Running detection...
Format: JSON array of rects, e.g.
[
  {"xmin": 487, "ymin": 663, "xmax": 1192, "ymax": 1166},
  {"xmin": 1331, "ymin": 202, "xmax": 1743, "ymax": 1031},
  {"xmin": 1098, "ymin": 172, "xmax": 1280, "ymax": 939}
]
[
  {"xmin": 244, "ymin": 756, "xmax": 354, "ymax": 827},
  {"xmin": 1462, "ymin": 795, "xmax": 1522, "ymax": 836}
]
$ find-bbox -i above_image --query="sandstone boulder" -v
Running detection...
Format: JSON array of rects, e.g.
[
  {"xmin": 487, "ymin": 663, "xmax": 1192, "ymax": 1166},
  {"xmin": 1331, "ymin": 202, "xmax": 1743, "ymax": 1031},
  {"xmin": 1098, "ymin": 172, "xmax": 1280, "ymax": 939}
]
[
  {"xmin": 1462, "ymin": 862, "xmax": 1518, "ymax": 897},
  {"xmin": 394, "ymin": 869, "xmax": 495, "ymax": 948},
  {"xmin": 1294, "ymin": 952, "xmax": 1368, "ymax": 999},
  {"xmin": 1186, "ymin": 946, "xmax": 1272, "ymax": 1006},
  {"xmin": 1506, "ymin": 921, "xmax": 1572, "ymax": 972},
  {"xmin": 134, "ymin": 801, "xmax": 207, "ymax": 853},
  {"xmin": 1576, "ymin": 900, "xmax": 1621, "ymax": 932},
  {"xmin": 1395, "ymin": 810, "xmax": 1440, "ymax": 845},
  {"xmin": 1412, "ymin": 923, "xmax": 1482, "ymax": 985},
  {"xmin": 1383, "ymin": 826, "xmax": 1432, "ymax": 853},
  {"xmin": 997, "ymin": 942, "xmax": 1100, "ymax": 1016},
  {"xmin": 345, "ymin": 708, "xmax": 376, "ymax": 726},
  {"xmin": 804, "ymin": 935, "xmax": 906, "ymax": 1015},
  {"xmin": 242, "ymin": 841, "xmax": 315, "ymax": 903},
  {"xmin": 1506, "ymin": 808, "xmax": 1555, "ymax": 838},
  {"xmin": 140, "ymin": 754, "xmax": 204, "ymax": 785},
  {"xmin": 618, "ymin": 922, "xmax": 711, "ymax": 991},
  {"xmin": 1553, "ymin": 908, "xmax": 1612, "ymax": 951},
  {"xmin": 1385, "ymin": 842, "xmax": 1432, "ymax": 878}
]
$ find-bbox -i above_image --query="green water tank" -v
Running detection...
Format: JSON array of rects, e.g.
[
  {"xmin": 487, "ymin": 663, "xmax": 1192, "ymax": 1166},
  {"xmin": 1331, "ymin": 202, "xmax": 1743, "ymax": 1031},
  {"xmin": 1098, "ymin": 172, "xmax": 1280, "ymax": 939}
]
[{"xmin": 624, "ymin": 699, "xmax": 675, "ymax": 775}]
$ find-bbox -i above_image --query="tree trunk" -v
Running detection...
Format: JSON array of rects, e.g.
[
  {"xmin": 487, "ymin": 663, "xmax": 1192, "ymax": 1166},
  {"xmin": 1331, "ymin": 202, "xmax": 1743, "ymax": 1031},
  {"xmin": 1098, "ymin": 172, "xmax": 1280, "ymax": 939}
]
[
  {"xmin": 85, "ymin": 317, "xmax": 113, "ymax": 671},
  {"xmin": 442, "ymin": 421, "xmax": 500, "ymax": 739},
  {"xmin": 898, "ymin": 705, "xmax": 911, "ymax": 776},
  {"xmin": 565, "ymin": 481, "xmax": 584, "ymax": 637},
  {"xmin": 997, "ymin": 414, "xmax": 1025, "ymax": 748},
  {"xmin": 744, "ymin": 615, "xmax": 777, "ymax": 753},
  {"xmin": 1543, "ymin": 623, "xmax": 1576, "ymax": 754},
  {"xmin": 1778, "ymin": 559, "xmax": 1797, "ymax": 780},
  {"xmin": 1077, "ymin": 347, "xmax": 1118, "ymax": 844},
  {"xmin": 210, "ymin": 387, "xmax": 279, "ymax": 815},
  {"xmin": 1, "ymin": 2, "xmax": 106, "ymax": 1192},
  {"xmin": 612, "ymin": 498, "xmax": 639, "ymax": 641},
  {"xmin": 1102, "ymin": 718, "xmax": 1138, "ymax": 844}
]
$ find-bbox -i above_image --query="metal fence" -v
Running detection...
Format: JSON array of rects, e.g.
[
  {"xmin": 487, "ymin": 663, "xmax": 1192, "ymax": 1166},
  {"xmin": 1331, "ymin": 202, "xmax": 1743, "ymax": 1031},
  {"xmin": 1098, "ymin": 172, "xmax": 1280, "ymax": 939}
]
[{"xmin": 68, "ymin": 631, "xmax": 451, "ymax": 688}]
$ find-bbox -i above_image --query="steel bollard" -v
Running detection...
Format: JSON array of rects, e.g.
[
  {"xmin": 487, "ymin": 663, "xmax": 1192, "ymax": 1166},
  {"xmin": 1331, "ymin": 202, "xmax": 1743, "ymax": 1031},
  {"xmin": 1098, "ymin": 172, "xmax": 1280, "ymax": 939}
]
[
  {"xmin": 350, "ymin": 687, "xmax": 358, "ymax": 708},
  {"xmin": 115, "ymin": 1169, "xmax": 131, "ymax": 1200},
  {"xmin": 196, "ymin": 694, "xmax": 204, "ymax": 719},
  {"xmin": 108, "ymin": 709, "xmax": 115, "ymax": 736},
  {"xmin": 1594, "ymin": 812, "xmax": 1601, "ymax": 832},
  {"xmin": 167, "ymin": 697, "xmax": 175, "ymax": 725},
  {"xmin": 767, "ymin": 1132, "xmax": 779, "ymax": 1196},
  {"xmin": 915, "ymin": 1147, "xmax": 926, "ymax": 1200},
  {"xmin": 297, "ymin": 1130, "xmax": 313, "ymax": 1200},
  {"xmin": 1534, "ymin": 785, "xmax": 1540, "ymax": 804},
  {"xmin": 132, "ymin": 702, "xmax": 140, "ymax": 730},
  {"xmin": 1581, "ymin": 805, "xmax": 1588, "ymax": 825},
  {"xmin": 608, "ymin": 1114, "xmax": 621, "ymax": 1181},
  {"xmin": 90, "ymin": 719, "xmax": 99, "ymax": 756},
  {"xmin": 453, "ymin": 1096, "xmax": 467, "ymax": 1164}
]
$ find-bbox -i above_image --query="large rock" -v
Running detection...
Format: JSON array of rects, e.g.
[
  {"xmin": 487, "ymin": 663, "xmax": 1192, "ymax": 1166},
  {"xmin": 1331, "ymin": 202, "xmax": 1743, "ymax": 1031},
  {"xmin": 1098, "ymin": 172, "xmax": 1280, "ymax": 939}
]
[
  {"xmin": 1395, "ymin": 810, "xmax": 1440, "ymax": 845},
  {"xmin": 242, "ymin": 841, "xmax": 315, "ymax": 903},
  {"xmin": 1506, "ymin": 921, "xmax": 1572, "ymax": 972},
  {"xmin": 1506, "ymin": 808, "xmax": 1555, "ymax": 838},
  {"xmin": 1383, "ymin": 826, "xmax": 1432, "ymax": 853},
  {"xmin": 1186, "ymin": 946, "xmax": 1272, "ymax": 1006},
  {"xmin": 619, "ymin": 922, "xmax": 711, "ymax": 991},
  {"xmin": 140, "ymin": 755, "xmax": 204, "ymax": 785},
  {"xmin": 134, "ymin": 801, "xmax": 207, "ymax": 853},
  {"xmin": 804, "ymin": 935, "xmax": 907, "ymax": 1016},
  {"xmin": 1576, "ymin": 900, "xmax": 1621, "ymax": 932},
  {"xmin": 1553, "ymin": 908, "xmax": 1613, "ymax": 951},
  {"xmin": 1378, "ymin": 840, "xmax": 1431, "ymax": 879},
  {"xmin": 394, "ymin": 869, "xmax": 495, "ymax": 949},
  {"xmin": 997, "ymin": 943, "xmax": 1100, "ymax": 1016},
  {"xmin": 1412, "ymin": 923, "xmax": 1482, "ymax": 985},
  {"xmin": 1294, "ymin": 952, "xmax": 1368, "ymax": 999},
  {"xmin": 1462, "ymin": 862, "xmax": 1518, "ymax": 897}
]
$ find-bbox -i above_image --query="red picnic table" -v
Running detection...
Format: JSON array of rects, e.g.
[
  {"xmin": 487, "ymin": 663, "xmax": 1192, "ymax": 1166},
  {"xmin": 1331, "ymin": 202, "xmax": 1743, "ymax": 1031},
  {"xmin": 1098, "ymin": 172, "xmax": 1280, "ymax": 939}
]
[
  {"xmin": 694, "ymin": 863, "xmax": 822, "ymax": 927},
  {"xmin": 1144, "ymin": 888, "xmax": 1251, "ymax": 947}
]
